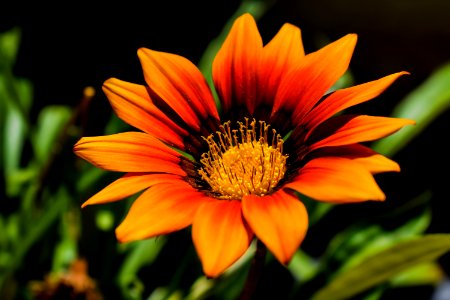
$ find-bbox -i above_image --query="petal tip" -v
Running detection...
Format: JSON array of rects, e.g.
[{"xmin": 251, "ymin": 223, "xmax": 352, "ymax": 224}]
[
  {"xmin": 374, "ymin": 191, "xmax": 386, "ymax": 201},
  {"xmin": 345, "ymin": 33, "xmax": 358, "ymax": 43}
]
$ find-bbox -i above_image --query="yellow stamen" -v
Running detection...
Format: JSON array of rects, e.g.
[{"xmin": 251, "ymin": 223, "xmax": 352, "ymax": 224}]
[{"xmin": 198, "ymin": 118, "xmax": 287, "ymax": 199}]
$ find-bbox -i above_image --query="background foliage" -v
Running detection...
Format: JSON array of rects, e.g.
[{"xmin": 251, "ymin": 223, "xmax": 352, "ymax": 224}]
[{"xmin": 1, "ymin": 0, "xmax": 450, "ymax": 299}]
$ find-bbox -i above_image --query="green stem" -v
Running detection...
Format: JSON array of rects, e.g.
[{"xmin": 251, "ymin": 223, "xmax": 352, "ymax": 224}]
[{"xmin": 239, "ymin": 240, "xmax": 267, "ymax": 300}]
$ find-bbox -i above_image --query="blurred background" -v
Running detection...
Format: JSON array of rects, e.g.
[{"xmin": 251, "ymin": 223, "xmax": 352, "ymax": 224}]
[{"xmin": 1, "ymin": 0, "xmax": 450, "ymax": 299}]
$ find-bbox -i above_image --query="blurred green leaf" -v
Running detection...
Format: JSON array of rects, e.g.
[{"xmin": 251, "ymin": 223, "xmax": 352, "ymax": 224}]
[
  {"xmin": 186, "ymin": 277, "xmax": 215, "ymax": 300},
  {"xmin": 312, "ymin": 234, "xmax": 450, "ymax": 300},
  {"xmin": 0, "ymin": 30, "xmax": 34, "ymax": 196},
  {"xmin": 104, "ymin": 112, "xmax": 130, "ymax": 135},
  {"xmin": 299, "ymin": 194, "xmax": 334, "ymax": 226},
  {"xmin": 288, "ymin": 250, "xmax": 319, "ymax": 284},
  {"xmin": 0, "ymin": 186, "xmax": 70, "ymax": 292},
  {"xmin": 339, "ymin": 208, "xmax": 431, "ymax": 274},
  {"xmin": 323, "ymin": 191, "xmax": 431, "ymax": 271},
  {"xmin": 52, "ymin": 208, "xmax": 81, "ymax": 273},
  {"xmin": 361, "ymin": 286, "xmax": 385, "ymax": 300},
  {"xmin": 52, "ymin": 238, "xmax": 77, "ymax": 273},
  {"xmin": 372, "ymin": 62, "xmax": 450, "ymax": 156},
  {"xmin": 390, "ymin": 262, "xmax": 444, "ymax": 287},
  {"xmin": 0, "ymin": 27, "xmax": 21, "ymax": 69},
  {"xmin": 76, "ymin": 165, "xmax": 107, "ymax": 193},
  {"xmin": 5, "ymin": 167, "xmax": 37, "ymax": 198},
  {"xmin": 147, "ymin": 288, "xmax": 183, "ymax": 300},
  {"xmin": 33, "ymin": 105, "xmax": 72, "ymax": 164},
  {"xmin": 4, "ymin": 101, "xmax": 26, "ymax": 170},
  {"xmin": 5, "ymin": 215, "xmax": 19, "ymax": 247},
  {"xmin": 117, "ymin": 238, "xmax": 166, "ymax": 300}
]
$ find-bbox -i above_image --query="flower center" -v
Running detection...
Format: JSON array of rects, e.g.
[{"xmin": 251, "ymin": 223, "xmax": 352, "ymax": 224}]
[{"xmin": 198, "ymin": 119, "xmax": 287, "ymax": 199}]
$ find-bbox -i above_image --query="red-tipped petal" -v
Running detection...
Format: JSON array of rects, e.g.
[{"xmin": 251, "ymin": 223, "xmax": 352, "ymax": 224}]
[
  {"xmin": 73, "ymin": 132, "xmax": 185, "ymax": 175},
  {"xmin": 81, "ymin": 173, "xmax": 183, "ymax": 208},
  {"xmin": 313, "ymin": 144, "xmax": 400, "ymax": 174},
  {"xmin": 192, "ymin": 200, "xmax": 253, "ymax": 278},
  {"xmin": 308, "ymin": 115, "xmax": 415, "ymax": 151},
  {"xmin": 242, "ymin": 190, "xmax": 308, "ymax": 264},
  {"xmin": 285, "ymin": 157, "xmax": 386, "ymax": 203},
  {"xmin": 103, "ymin": 78, "xmax": 187, "ymax": 149},
  {"xmin": 273, "ymin": 34, "xmax": 357, "ymax": 120},
  {"xmin": 302, "ymin": 71, "xmax": 409, "ymax": 133},
  {"xmin": 259, "ymin": 23, "xmax": 304, "ymax": 107},
  {"xmin": 116, "ymin": 182, "xmax": 210, "ymax": 242},
  {"xmin": 138, "ymin": 48, "xmax": 219, "ymax": 129},
  {"xmin": 212, "ymin": 13, "xmax": 263, "ymax": 114}
]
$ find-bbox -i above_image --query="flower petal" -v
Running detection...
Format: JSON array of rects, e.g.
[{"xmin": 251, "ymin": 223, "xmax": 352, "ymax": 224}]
[
  {"xmin": 73, "ymin": 132, "xmax": 185, "ymax": 175},
  {"xmin": 116, "ymin": 181, "xmax": 211, "ymax": 242},
  {"xmin": 313, "ymin": 144, "xmax": 400, "ymax": 174},
  {"xmin": 81, "ymin": 173, "xmax": 183, "ymax": 208},
  {"xmin": 242, "ymin": 190, "xmax": 308, "ymax": 265},
  {"xmin": 285, "ymin": 157, "xmax": 385, "ymax": 203},
  {"xmin": 212, "ymin": 13, "xmax": 263, "ymax": 114},
  {"xmin": 272, "ymin": 34, "xmax": 357, "ymax": 121},
  {"xmin": 308, "ymin": 115, "xmax": 415, "ymax": 151},
  {"xmin": 103, "ymin": 78, "xmax": 187, "ymax": 149},
  {"xmin": 259, "ymin": 23, "xmax": 304, "ymax": 108},
  {"xmin": 192, "ymin": 200, "xmax": 253, "ymax": 278},
  {"xmin": 138, "ymin": 48, "xmax": 219, "ymax": 130},
  {"xmin": 302, "ymin": 72, "xmax": 409, "ymax": 133}
]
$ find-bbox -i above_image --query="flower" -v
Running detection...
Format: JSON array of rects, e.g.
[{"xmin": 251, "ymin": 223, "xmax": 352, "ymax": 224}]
[{"xmin": 74, "ymin": 13, "xmax": 414, "ymax": 278}]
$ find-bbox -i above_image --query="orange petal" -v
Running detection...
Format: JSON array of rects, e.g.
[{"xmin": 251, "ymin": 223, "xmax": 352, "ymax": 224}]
[
  {"xmin": 313, "ymin": 144, "xmax": 400, "ymax": 174},
  {"xmin": 308, "ymin": 115, "xmax": 415, "ymax": 151},
  {"xmin": 103, "ymin": 78, "xmax": 187, "ymax": 149},
  {"xmin": 272, "ymin": 34, "xmax": 357, "ymax": 120},
  {"xmin": 212, "ymin": 13, "xmax": 263, "ymax": 114},
  {"xmin": 242, "ymin": 190, "xmax": 308, "ymax": 265},
  {"xmin": 81, "ymin": 173, "xmax": 183, "ymax": 208},
  {"xmin": 73, "ymin": 132, "xmax": 185, "ymax": 175},
  {"xmin": 285, "ymin": 157, "xmax": 385, "ymax": 203},
  {"xmin": 259, "ymin": 23, "xmax": 304, "ymax": 107},
  {"xmin": 116, "ymin": 181, "xmax": 210, "ymax": 242},
  {"xmin": 192, "ymin": 200, "xmax": 253, "ymax": 278},
  {"xmin": 138, "ymin": 48, "xmax": 219, "ymax": 129},
  {"xmin": 302, "ymin": 72, "xmax": 409, "ymax": 134}
]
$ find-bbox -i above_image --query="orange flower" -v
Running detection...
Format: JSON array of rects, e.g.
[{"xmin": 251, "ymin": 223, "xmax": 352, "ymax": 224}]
[{"xmin": 74, "ymin": 13, "xmax": 414, "ymax": 278}]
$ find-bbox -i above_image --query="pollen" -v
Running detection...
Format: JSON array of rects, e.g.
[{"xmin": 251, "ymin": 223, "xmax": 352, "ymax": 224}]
[{"xmin": 198, "ymin": 118, "xmax": 287, "ymax": 199}]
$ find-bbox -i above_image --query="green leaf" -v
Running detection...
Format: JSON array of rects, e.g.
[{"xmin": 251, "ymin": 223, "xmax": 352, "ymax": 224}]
[
  {"xmin": 312, "ymin": 234, "xmax": 450, "ymax": 300},
  {"xmin": 3, "ymin": 107, "xmax": 27, "ymax": 193},
  {"xmin": 0, "ymin": 186, "xmax": 70, "ymax": 291},
  {"xmin": 322, "ymin": 191, "xmax": 431, "ymax": 271},
  {"xmin": 33, "ymin": 105, "xmax": 72, "ymax": 164},
  {"xmin": 1, "ymin": 75, "xmax": 34, "ymax": 196},
  {"xmin": 52, "ymin": 238, "xmax": 77, "ymax": 273},
  {"xmin": 0, "ymin": 28, "xmax": 21, "ymax": 69},
  {"xmin": 117, "ymin": 238, "xmax": 166, "ymax": 300},
  {"xmin": 147, "ymin": 288, "xmax": 183, "ymax": 300},
  {"xmin": 288, "ymin": 250, "xmax": 320, "ymax": 283},
  {"xmin": 76, "ymin": 165, "xmax": 107, "ymax": 193},
  {"xmin": 389, "ymin": 262, "xmax": 444, "ymax": 287},
  {"xmin": 372, "ymin": 62, "xmax": 450, "ymax": 156},
  {"xmin": 337, "ymin": 207, "xmax": 431, "ymax": 274}
]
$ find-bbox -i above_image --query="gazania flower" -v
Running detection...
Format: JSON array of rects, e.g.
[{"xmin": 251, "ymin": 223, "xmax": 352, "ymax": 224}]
[{"xmin": 74, "ymin": 13, "xmax": 414, "ymax": 278}]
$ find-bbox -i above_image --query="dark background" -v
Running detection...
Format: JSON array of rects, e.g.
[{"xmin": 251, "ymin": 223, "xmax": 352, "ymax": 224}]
[{"xmin": 1, "ymin": 0, "xmax": 449, "ymax": 298}]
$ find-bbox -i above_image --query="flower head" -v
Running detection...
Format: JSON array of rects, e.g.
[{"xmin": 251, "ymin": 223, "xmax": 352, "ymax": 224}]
[{"xmin": 74, "ymin": 13, "xmax": 414, "ymax": 278}]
